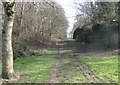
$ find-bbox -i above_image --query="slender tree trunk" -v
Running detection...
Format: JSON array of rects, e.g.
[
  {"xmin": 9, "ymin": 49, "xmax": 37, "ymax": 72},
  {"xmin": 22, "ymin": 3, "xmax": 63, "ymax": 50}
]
[
  {"xmin": 19, "ymin": 1, "xmax": 25, "ymax": 36},
  {"xmin": 2, "ymin": 1, "xmax": 15, "ymax": 79},
  {"xmin": 118, "ymin": 2, "xmax": 120, "ymax": 49}
]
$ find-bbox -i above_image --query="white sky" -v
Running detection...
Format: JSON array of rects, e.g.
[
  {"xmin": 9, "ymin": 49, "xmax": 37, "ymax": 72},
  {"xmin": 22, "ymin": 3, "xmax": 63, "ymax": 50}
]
[
  {"xmin": 55, "ymin": 0, "xmax": 96, "ymax": 37},
  {"xmin": 55, "ymin": 0, "xmax": 77, "ymax": 36},
  {"xmin": 55, "ymin": 0, "xmax": 86, "ymax": 38}
]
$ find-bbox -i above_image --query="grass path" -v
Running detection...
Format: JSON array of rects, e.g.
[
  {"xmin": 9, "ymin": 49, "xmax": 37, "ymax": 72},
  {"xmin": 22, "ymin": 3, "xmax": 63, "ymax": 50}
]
[
  {"xmin": 74, "ymin": 56, "xmax": 102, "ymax": 83},
  {"xmin": 79, "ymin": 55, "xmax": 119, "ymax": 83},
  {"xmin": 53, "ymin": 40, "xmax": 118, "ymax": 83},
  {"xmin": 49, "ymin": 42, "xmax": 63, "ymax": 83},
  {"xmin": 0, "ymin": 40, "xmax": 119, "ymax": 83},
  {"xmin": 49, "ymin": 57, "xmax": 60, "ymax": 83}
]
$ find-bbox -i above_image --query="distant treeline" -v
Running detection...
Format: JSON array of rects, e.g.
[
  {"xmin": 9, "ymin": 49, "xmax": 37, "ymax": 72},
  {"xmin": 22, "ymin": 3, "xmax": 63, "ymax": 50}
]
[
  {"xmin": 73, "ymin": 2, "xmax": 118, "ymax": 50},
  {"xmin": 73, "ymin": 23, "xmax": 118, "ymax": 49}
]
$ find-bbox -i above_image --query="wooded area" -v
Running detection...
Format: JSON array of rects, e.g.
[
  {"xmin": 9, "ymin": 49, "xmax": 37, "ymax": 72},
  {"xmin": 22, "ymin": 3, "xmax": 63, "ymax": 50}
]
[
  {"xmin": 73, "ymin": 2, "xmax": 118, "ymax": 49},
  {"xmin": 0, "ymin": 0, "xmax": 119, "ymax": 84}
]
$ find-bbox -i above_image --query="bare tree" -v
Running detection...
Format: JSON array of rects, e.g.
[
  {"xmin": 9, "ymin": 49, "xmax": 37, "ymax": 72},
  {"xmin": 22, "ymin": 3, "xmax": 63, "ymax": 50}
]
[{"xmin": 13, "ymin": 1, "xmax": 68, "ymax": 46}]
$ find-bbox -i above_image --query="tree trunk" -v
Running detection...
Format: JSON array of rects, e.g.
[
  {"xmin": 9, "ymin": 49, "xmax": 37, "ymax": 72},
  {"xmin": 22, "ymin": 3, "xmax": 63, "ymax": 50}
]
[
  {"xmin": 118, "ymin": 2, "xmax": 120, "ymax": 49},
  {"xmin": 2, "ymin": 1, "xmax": 15, "ymax": 79}
]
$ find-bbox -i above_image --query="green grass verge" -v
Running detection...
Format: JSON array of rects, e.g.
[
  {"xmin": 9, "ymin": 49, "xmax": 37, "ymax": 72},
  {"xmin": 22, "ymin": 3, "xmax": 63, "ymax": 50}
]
[
  {"xmin": 14, "ymin": 56, "xmax": 55, "ymax": 83},
  {"xmin": 79, "ymin": 55, "xmax": 119, "ymax": 83}
]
